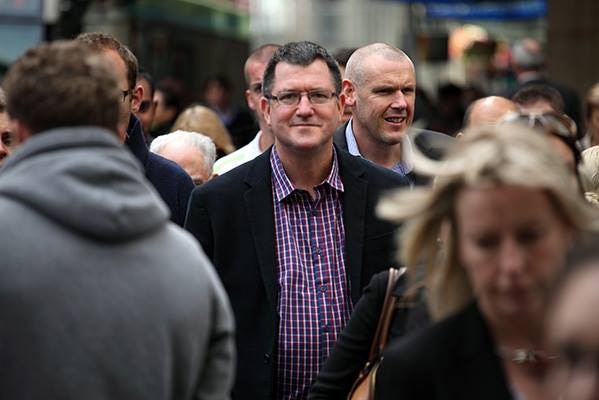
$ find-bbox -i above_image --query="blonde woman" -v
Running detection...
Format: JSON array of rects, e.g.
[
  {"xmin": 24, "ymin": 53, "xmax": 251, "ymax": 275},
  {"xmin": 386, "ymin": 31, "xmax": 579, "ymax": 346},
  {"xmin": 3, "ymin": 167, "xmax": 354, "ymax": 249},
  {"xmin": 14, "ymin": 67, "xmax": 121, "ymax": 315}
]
[
  {"xmin": 172, "ymin": 105, "xmax": 235, "ymax": 158},
  {"xmin": 374, "ymin": 124, "xmax": 598, "ymax": 400}
]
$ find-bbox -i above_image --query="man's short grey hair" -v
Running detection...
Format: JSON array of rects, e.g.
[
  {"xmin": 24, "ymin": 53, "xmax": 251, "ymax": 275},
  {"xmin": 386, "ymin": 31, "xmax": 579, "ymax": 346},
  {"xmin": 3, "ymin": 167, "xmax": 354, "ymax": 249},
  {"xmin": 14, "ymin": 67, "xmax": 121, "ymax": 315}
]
[
  {"xmin": 150, "ymin": 130, "xmax": 217, "ymax": 171},
  {"xmin": 345, "ymin": 43, "xmax": 412, "ymax": 86}
]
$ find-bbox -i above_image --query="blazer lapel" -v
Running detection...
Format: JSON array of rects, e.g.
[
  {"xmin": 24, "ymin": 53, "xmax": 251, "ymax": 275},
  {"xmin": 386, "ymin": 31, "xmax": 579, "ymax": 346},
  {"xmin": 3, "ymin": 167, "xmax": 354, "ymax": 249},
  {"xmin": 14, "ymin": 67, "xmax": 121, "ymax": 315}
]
[
  {"xmin": 244, "ymin": 150, "xmax": 278, "ymax": 316},
  {"xmin": 337, "ymin": 148, "xmax": 368, "ymax": 304}
]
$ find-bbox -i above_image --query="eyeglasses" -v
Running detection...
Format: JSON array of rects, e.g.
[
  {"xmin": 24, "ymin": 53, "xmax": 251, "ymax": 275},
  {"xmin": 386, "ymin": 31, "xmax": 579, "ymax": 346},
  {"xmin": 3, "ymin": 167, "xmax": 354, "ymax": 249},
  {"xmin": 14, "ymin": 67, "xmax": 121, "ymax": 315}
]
[
  {"xmin": 267, "ymin": 90, "xmax": 338, "ymax": 106},
  {"xmin": 138, "ymin": 99, "xmax": 153, "ymax": 113},
  {"xmin": 121, "ymin": 89, "xmax": 132, "ymax": 102}
]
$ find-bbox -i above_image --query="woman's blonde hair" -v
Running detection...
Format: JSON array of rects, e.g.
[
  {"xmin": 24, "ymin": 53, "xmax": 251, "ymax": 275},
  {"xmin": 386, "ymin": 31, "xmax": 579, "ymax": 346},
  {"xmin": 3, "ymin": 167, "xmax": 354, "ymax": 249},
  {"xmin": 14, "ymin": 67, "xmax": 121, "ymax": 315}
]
[
  {"xmin": 378, "ymin": 124, "xmax": 599, "ymax": 321},
  {"xmin": 172, "ymin": 105, "xmax": 235, "ymax": 155}
]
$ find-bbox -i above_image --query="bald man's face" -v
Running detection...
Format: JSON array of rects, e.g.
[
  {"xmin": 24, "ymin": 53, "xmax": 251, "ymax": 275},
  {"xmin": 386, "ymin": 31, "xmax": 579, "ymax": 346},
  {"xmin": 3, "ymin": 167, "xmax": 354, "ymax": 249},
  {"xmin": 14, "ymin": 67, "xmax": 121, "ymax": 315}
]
[
  {"xmin": 345, "ymin": 54, "xmax": 415, "ymax": 145},
  {"xmin": 245, "ymin": 60, "xmax": 268, "ymax": 129}
]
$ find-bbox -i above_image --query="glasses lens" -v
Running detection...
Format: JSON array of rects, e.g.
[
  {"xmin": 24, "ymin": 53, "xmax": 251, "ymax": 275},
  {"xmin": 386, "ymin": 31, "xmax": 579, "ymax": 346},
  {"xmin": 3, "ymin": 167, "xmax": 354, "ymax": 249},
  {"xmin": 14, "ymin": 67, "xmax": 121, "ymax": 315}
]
[{"xmin": 308, "ymin": 91, "xmax": 333, "ymax": 104}]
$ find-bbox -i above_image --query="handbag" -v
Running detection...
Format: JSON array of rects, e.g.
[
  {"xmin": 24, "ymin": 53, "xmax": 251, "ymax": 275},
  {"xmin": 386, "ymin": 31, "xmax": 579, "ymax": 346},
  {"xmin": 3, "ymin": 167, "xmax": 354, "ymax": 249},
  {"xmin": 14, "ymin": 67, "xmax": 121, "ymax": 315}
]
[{"xmin": 347, "ymin": 267, "xmax": 406, "ymax": 400}]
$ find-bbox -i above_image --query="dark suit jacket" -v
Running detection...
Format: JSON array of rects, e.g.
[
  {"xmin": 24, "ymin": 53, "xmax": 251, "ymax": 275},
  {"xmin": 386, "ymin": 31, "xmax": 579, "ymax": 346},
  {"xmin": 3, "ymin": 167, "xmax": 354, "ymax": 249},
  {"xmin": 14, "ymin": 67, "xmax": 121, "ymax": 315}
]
[
  {"xmin": 333, "ymin": 121, "xmax": 454, "ymax": 186},
  {"xmin": 375, "ymin": 302, "xmax": 513, "ymax": 400},
  {"xmin": 185, "ymin": 145, "xmax": 409, "ymax": 399}
]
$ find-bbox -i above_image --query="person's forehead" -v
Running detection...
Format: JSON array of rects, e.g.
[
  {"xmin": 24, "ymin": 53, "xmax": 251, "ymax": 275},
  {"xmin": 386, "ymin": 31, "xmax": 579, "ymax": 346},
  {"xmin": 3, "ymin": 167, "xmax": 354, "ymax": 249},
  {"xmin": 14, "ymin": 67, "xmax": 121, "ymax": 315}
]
[
  {"xmin": 271, "ymin": 60, "xmax": 335, "ymax": 90},
  {"xmin": 362, "ymin": 55, "xmax": 414, "ymax": 79},
  {"xmin": 246, "ymin": 60, "xmax": 267, "ymax": 82}
]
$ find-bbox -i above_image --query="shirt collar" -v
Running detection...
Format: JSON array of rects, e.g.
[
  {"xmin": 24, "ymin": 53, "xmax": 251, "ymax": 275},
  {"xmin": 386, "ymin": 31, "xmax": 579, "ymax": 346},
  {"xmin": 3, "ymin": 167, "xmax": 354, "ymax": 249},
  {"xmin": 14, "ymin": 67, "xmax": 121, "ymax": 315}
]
[
  {"xmin": 270, "ymin": 145, "xmax": 344, "ymax": 202},
  {"xmin": 345, "ymin": 118, "xmax": 413, "ymax": 174}
]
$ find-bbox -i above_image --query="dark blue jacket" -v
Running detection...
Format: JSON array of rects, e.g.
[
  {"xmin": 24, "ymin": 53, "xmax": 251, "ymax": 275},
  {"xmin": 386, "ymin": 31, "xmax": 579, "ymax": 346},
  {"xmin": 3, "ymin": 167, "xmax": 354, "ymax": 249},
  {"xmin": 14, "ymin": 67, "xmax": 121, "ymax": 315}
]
[{"xmin": 126, "ymin": 116, "xmax": 194, "ymax": 226}]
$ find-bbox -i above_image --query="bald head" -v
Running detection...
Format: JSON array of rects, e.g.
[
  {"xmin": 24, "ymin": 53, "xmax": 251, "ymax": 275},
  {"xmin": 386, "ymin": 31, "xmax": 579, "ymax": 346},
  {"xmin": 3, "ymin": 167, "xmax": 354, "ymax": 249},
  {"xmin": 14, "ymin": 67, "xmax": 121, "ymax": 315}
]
[
  {"xmin": 464, "ymin": 96, "xmax": 517, "ymax": 129},
  {"xmin": 244, "ymin": 44, "xmax": 280, "ymax": 85},
  {"xmin": 345, "ymin": 43, "xmax": 413, "ymax": 87}
]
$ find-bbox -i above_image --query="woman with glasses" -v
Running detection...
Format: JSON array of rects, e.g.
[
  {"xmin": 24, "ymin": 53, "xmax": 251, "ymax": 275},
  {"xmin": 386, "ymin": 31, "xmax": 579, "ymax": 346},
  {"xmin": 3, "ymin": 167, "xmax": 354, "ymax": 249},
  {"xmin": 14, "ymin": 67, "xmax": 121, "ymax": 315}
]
[{"xmin": 373, "ymin": 123, "xmax": 597, "ymax": 400}]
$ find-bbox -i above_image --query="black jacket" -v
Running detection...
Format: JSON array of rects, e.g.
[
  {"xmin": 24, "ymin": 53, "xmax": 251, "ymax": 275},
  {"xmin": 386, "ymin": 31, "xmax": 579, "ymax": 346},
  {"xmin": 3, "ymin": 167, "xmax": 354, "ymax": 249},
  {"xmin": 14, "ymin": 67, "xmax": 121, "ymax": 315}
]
[
  {"xmin": 375, "ymin": 302, "xmax": 513, "ymax": 400},
  {"xmin": 126, "ymin": 116, "xmax": 194, "ymax": 226},
  {"xmin": 185, "ymin": 145, "xmax": 409, "ymax": 399},
  {"xmin": 309, "ymin": 270, "xmax": 429, "ymax": 399}
]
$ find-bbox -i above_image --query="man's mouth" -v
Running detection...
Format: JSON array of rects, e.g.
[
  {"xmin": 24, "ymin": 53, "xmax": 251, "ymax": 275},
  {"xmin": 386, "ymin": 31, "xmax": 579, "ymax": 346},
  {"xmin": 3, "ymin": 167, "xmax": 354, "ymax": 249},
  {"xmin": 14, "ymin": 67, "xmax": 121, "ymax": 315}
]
[{"xmin": 384, "ymin": 116, "xmax": 406, "ymax": 124}]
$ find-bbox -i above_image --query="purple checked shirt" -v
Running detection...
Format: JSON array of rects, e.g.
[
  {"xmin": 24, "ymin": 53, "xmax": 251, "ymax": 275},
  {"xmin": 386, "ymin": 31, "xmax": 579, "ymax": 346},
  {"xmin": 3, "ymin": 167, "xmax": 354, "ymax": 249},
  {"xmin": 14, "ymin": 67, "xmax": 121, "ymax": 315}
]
[{"xmin": 270, "ymin": 146, "xmax": 353, "ymax": 399}]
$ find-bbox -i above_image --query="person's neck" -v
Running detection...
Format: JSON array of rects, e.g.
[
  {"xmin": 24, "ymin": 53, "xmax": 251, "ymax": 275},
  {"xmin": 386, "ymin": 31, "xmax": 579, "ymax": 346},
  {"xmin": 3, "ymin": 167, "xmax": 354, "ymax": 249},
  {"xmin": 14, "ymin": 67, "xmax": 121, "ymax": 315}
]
[
  {"xmin": 275, "ymin": 144, "xmax": 333, "ymax": 199},
  {"xmin": 259, "ymin": 126, "xmax": 274, "ymax": 152},
  {"xmin": 352, "ymin": 120, "xmax": 402, "ymax": 168}
]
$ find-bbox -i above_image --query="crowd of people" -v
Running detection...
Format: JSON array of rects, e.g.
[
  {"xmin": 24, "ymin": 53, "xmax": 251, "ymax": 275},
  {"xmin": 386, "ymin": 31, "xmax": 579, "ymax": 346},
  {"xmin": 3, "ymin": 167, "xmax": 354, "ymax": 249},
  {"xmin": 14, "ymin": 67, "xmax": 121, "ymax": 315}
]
[{"xmin": 1, "ymin": 30, "xmax": 599, "ymax": 400}]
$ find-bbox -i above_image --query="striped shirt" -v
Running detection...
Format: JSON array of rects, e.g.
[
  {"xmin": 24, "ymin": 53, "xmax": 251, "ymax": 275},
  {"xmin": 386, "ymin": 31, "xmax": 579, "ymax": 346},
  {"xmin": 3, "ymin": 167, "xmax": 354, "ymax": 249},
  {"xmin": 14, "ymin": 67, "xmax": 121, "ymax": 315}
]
[{"xmin": 270, "ymin": 146, "xmax": 352, "ymax": 399}]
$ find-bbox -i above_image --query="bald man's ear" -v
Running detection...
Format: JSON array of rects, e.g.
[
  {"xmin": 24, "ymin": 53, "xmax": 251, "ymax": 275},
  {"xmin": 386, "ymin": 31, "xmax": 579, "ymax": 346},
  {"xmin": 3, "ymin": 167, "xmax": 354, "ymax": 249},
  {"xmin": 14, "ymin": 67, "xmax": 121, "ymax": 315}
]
[{"xmin": 342, "ymin": 79, "xmax": 356, "ymax": 107}]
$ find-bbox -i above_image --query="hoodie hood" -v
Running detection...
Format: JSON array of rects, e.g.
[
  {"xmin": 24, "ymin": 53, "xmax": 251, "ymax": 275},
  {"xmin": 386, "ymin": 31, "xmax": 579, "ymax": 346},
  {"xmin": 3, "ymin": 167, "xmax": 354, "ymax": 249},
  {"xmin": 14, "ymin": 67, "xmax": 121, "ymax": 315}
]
[{"xmin": 0, "ymin": 127, "xmax": 170, "ymax": 241}]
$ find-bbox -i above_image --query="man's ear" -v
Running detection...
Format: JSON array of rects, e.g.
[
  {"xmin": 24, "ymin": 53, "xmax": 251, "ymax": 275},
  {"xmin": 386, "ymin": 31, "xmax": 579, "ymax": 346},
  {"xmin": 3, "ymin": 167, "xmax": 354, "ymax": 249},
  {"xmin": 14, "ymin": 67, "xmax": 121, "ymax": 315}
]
[
  {"xmin": 245, "ymin": 89, "xmax": 257, "ymax": 111},
  {"xmin": 130, "ymin": 83, "xmax": 143, "ymax": 113},
  {"xmin": 342, "ymin": 79, "xmax": 356, "ymax": 107},
  {"xmin": 260, "ymin": 96, "xmax": 271, "ymax": 126}
]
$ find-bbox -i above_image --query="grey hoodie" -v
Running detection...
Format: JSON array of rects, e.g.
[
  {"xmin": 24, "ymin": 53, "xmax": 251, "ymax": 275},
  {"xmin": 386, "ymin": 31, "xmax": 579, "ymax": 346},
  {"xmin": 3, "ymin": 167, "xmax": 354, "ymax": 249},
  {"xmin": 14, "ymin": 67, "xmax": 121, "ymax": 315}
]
[{"xmin": 0, "ymin": 127, "xmax": 234, "ymax": 400}]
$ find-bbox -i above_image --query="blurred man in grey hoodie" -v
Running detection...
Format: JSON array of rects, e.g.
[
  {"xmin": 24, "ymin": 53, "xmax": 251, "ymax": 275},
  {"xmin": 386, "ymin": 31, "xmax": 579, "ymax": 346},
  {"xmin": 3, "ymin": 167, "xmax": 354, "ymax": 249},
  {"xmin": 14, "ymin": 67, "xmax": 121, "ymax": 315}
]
[{"xmin": 0, "ymin": 40, "xmax": 235, "ymax": 400}]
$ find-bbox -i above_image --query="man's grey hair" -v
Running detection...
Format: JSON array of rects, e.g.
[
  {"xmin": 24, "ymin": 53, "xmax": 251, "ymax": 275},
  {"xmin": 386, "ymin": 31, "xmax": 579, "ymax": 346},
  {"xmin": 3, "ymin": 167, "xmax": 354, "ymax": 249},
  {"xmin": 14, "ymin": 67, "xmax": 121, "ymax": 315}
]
[
  {"xmin": 150, "ymin": 130, "xmax": 217, "ymax": 171},
  {"xmin": 345, "ymin": 43, "xmax": 412, "ymax": 86}
]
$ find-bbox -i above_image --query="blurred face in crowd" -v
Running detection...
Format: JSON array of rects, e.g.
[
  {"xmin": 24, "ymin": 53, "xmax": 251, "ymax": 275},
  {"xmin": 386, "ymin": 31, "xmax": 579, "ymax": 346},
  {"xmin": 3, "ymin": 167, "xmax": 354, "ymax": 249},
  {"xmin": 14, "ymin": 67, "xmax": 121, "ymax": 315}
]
[
  {"xmin": 245, "ymin": 60, "xmax": 268, "ymax": 128},
  {"xmin": 158, "ymin": 141, "xmax": 211, "ymax": 185},
  {"xmin": 0, "ymin": 111, "xmax": 13, "ymax": 164},
  {"xmin": 261, "ymin": 59, "xmax": 344, "ymax": 157},
  {"xmin": 134, "ymin": 77, "xmax": 156, "ymax": 134},
  {"xmin": 103, "ymin": 49, "xmax": 141, "ymax": 137},
  {"xmin": 588, "ymin": 108, "xmax": 599, "ymax": 147},
  {"xmin": 345, "ymin": 54, "xmax": 415, "ymax": 145},
  {"xmin": 455, "ymin": 185, "xmax": 573, "ymax": 325},
  {"xmin": 153, "ymin": 89, "xmax": 176, "ymax": 127},
  {"xmin": 547, "ymin": 264, "xmax": 599, "ymax": 400}
]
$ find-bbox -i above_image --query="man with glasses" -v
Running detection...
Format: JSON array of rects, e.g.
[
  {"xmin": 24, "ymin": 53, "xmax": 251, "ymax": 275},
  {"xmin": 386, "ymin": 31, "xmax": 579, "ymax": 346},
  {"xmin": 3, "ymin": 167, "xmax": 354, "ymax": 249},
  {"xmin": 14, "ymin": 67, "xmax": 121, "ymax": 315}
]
[
  {"xmin": 76, "ymin": 32, "xmax": 194, "ymax": 226},
  {"xmin": 213, "ymin": 43, "xmax": 280, "ymax": 175},
  {"xmin": 185, "ymin": 41, "xmax": 409, "ymax": 399}
]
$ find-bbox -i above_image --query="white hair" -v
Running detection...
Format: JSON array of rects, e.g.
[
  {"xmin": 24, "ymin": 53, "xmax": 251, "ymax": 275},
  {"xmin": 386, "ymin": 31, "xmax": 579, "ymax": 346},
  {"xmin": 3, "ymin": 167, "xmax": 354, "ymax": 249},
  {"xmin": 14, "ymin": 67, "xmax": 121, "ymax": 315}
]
[{"xmin": 150, "ymin": 130, "xmax": 217, "ymax": 171}]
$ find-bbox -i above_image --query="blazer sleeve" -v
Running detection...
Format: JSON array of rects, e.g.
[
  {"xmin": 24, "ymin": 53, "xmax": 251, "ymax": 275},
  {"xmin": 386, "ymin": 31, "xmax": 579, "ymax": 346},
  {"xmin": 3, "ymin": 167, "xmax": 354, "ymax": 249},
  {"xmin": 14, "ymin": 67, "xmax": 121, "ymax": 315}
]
[{"xmin": 309, "ymin": 271, "xmax": 391, "ymax": 399}]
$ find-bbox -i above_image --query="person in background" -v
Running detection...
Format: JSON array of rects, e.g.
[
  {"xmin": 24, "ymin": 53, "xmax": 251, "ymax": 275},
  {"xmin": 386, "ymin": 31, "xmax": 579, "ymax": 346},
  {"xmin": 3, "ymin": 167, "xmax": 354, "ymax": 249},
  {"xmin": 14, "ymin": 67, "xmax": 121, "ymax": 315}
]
[
  {"xmin": 374, "ymin": 123, "xmax": 597, "ymax": 400},
  {"xmin": 150, "ymin": 77, "xmax": 187, "ymax": 138},
  {"xmin": 580, "ymin": 146, "xmax": 599, "ymax": 205},
  {"xmin": 0, "ymin": 39, "xmax": 234, "ymax": 400},
  {"xmin": 0, "ymin": 88, "xmax": 14, "ymax": 165},
  {"xmin": 150, "ymin": 130, "xmax": 216, "ymax": 185},
  {"xmin": 336, "ymin": 42, "xmax": 454, "ymax": 186},
  {"xmin": 512, "ymin": 84, "xmax": 566, "ymax": 115},
  {"xmin": 584, "ymin": 83, "xmax": 599, "ymax": 148},
  {"xmin": 202, "ymin": 75, "xmax": 257, "ymax": 149},
  {"xmin": 76, "ymin": 32, "xmax": 195, "ymax": 227},
  {"xmin": 134, "ymin": 68, "xmax": 157, "ymax": 142},
  {"xmin": 546, "ymin": 236, "xmax": 599, "ymax": 400},
  {"xmin": 172, "ymin": 104, "xmax": 235, "ymax": 159},
  {"xmin": 213, "ymin": 43, "xmax": 280, "ymax": 175},
  {"xmin": 185, "ymin": 41, "xmax": 409, "ymax": 399},
  {"xmin": 505, "ymin": 38, "xmax": 582, "ymax": 130},
  {"xmin": 456, "ymin": 96, "xmax": 517, "ymax": 137}
]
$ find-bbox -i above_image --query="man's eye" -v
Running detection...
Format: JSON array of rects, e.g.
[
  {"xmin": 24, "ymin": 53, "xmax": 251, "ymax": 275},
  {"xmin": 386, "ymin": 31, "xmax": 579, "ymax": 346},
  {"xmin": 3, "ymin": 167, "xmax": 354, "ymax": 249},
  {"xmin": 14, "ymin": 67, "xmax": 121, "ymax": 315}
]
[
  {"xmin": 279, "ymin": 93, "xmax": 298, "ymax": 102},
  {"xmin": 310, "ymin": 92, "xmax": 329, "ymax": 101}
]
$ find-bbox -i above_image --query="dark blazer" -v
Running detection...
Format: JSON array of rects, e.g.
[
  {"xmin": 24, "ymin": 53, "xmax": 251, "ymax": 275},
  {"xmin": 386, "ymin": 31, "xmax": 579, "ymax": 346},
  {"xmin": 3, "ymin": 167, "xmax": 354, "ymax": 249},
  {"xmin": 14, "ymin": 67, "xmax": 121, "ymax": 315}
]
[
  {"xmin": 333, "ymin": 121, "xmax": 454, "ymax": 186},
  {"xmin": 126, "ymin": 115, "xmax": 195, "ymax": 226},
  {"xmin": 309, "ymin": 270, "xmax": 429, "ymax": 399},
  {"xmin": 375, "ymin": 302, "xmax": 513, "ymax": 400},
  {"xmin": 184, "ymin": 145, "xmax": 409, "ymax": 399}
]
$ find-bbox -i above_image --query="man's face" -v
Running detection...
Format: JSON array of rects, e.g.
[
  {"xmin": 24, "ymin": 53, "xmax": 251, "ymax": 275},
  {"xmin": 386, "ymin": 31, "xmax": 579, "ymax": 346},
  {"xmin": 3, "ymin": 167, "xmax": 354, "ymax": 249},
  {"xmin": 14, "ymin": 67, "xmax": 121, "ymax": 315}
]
[
  {"xmin": 245, "ymin": 60, "xmax": 267, "ymax": 129},
  {"xmin": 260, "ymin": 60, "xmax": 344, "ymax": 157},
  {"xmin": 134, "ymin": 78, "xmax": 156, "ymax": 134},
  {"xmin": 345, "ymin": 55, "xmax": 415, "ymax": 145},
  {"xmin": 0, "ymin": 111, "xmax": 13, "ymax": 164}
]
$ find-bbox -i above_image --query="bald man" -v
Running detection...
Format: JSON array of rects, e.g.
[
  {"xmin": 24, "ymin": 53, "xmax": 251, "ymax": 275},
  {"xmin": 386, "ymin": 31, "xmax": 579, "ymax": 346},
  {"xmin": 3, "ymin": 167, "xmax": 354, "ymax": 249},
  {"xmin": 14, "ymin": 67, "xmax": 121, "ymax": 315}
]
[
  {"xmin": 459, "ymin": 96, "xmax": 517, "ymax": 136},
  {"xmin": 334, "ymin": 42, "xmax": 454, "ymax": 185}
]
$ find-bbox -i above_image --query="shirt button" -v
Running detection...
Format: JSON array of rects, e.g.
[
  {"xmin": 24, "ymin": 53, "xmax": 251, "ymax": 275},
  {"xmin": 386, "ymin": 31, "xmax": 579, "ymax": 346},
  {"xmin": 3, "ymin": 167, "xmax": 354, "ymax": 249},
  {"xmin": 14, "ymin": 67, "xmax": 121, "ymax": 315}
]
[
  {"xmin": 264, "ymin": 353, "xmax": 271, "ymax": 364},
  {"xmin": 311, "ymin": 208, "xmax": 317, "ymax": 216},
  {"xmin": 323, "ymin": 323, "xmax": 330, "ymax": 332},
  {"xmin": 319, "ymin": 285, "xmax": 327, "ymax": 293}
]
